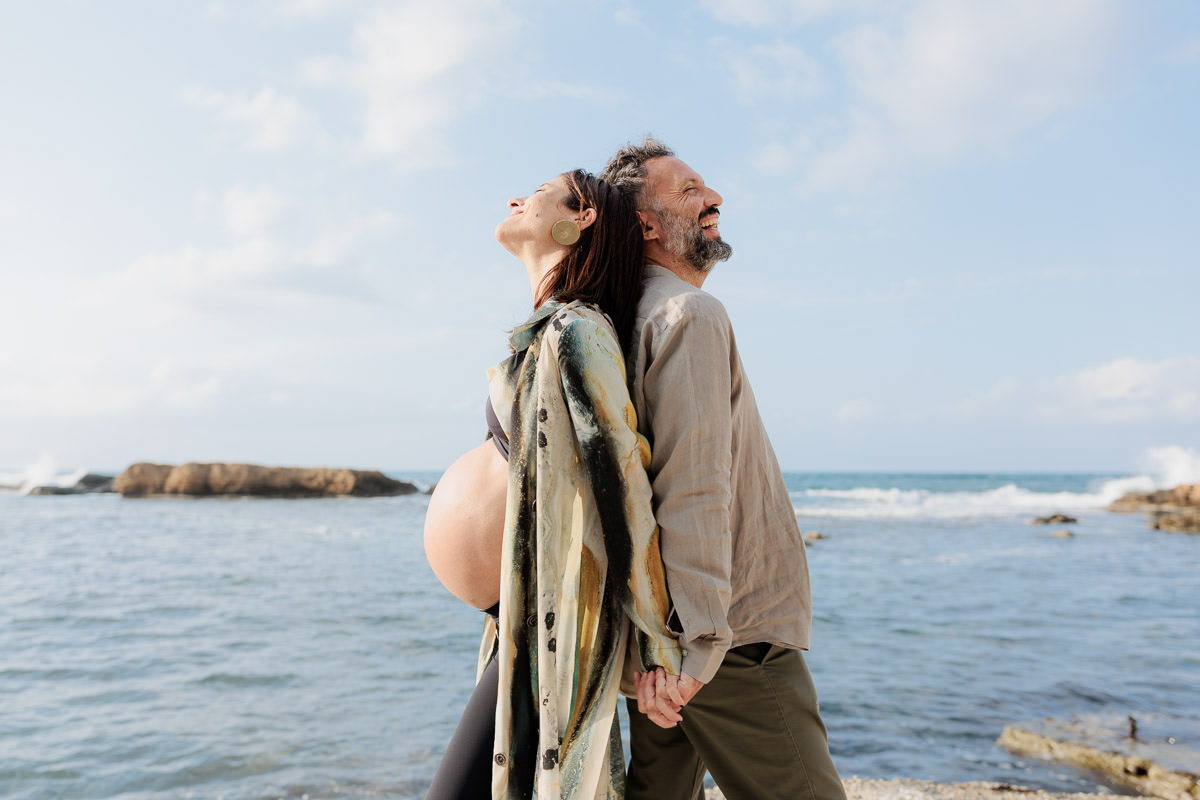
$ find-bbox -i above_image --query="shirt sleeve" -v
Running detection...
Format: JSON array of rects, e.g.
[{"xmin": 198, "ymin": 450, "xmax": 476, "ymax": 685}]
[
  {"xmin": 555, "ymin": 315, "xmax": 683, "ymax": 676},
  {"xmin": 641, "ymin": 301, "xmax": 734, "ymax": 684}
]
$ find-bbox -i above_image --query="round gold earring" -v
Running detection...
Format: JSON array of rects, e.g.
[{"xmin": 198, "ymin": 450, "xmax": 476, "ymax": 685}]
[{"xmin": 551, "ymin": 219, "xmax": 581, "ymax": 246}]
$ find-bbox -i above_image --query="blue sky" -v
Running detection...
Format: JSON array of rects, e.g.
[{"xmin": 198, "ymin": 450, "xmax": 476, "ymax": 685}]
[{"xmin": 2, "ymin": 0, "xmax": 1198, "ymax": 474}]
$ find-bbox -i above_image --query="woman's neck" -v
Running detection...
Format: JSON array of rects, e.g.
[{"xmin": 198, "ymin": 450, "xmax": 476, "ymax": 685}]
[{"xmin": 520, "ymin": 249, "xmax": 563, "ymax": 304}]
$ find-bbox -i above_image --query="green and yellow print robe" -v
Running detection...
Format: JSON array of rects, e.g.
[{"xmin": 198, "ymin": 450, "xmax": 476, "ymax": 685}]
[{"xmin": 479, "ymin": 300, "xmax": 682, "ymax": 799}]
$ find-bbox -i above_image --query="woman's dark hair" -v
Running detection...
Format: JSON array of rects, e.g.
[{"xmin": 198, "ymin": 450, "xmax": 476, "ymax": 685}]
[{"xmin": 535, "ymin": 169, "xmax": 644, "ymax": 354}]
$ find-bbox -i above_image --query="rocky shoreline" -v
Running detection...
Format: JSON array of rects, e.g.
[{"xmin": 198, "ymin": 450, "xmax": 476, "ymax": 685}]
[
  {"xmin": 708, "ymin": 779, "xmax": 1126, "ymax": 800},
  {"xmin": 1109, "ymin": 482, "xmax": 1200, "ymax": 533},
  {"xmin": 703, "ymin": 709, "xmax": 1200, "ymax": 800}
]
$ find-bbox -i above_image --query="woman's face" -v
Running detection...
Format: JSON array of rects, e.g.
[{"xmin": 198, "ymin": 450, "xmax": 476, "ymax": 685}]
[{"xmin": 495, "ymin": 175, "xmax": 575, "ymax": 253}]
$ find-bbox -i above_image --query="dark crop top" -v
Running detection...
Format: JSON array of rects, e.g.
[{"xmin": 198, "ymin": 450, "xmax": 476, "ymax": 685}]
[{"xmin": 485, "ymin": 397, "xmax": 510, "ymax": 461}]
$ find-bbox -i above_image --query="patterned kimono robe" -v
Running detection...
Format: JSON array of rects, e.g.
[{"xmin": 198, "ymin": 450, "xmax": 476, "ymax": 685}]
[{"xmin": 479, "ymin": 300, "xmax": 682, "ymax": 799}]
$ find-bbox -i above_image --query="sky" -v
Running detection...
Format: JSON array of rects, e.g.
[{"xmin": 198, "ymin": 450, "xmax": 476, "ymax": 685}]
[{"xmin": 2, "ymin": 0, "xmax": 1198, "ymax": 475}]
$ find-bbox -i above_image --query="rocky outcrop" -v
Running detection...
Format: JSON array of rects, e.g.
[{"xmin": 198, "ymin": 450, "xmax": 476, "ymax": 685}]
[
  {"xmin": 1150, "ymin": 509, "xmax": 1200, "ymax": 534},
  {"xmin": 113, "ymin": 463, "xmax": 174, "ymax": 496},
  {"xmin": 1032, "ymin": 513, "xmax": 1077, "ymax": 525},
  {"xmin": 25, "ymin": 473, "xmax": 116, "ymax": 495},
  {"xmin": 1110, "ymin": 482, "xmax": 1200, "ymax": 534},
  {"xmin": 1110, "ymin": 483, "xmax": 1200, "ymax": 511},
  {"xmin": 998, "ymin": 715, "xmax": 1200, "ymax": 800},
  {"xmin": 114, "ymin": 462, "xmax": 418, "ymax": 498},
  {"xmin": 709, "ymin": 778, "xmax": 1123, "ymax": 800}
]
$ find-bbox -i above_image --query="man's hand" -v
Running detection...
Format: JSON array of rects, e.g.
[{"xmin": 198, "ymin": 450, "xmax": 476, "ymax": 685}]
[
  {"xmin": 670, "ymin": 670, "xmax": 704, "ymax": 706},
  {"xmin": 632, "ymin": 668, "xmax": 705, "ymax": 729}
]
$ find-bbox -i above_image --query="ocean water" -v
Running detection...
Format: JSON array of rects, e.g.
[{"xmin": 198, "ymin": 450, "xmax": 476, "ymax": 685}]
[{"xmin": 2, "ymin": 471, "xmax": 1198, "ymax": 799}]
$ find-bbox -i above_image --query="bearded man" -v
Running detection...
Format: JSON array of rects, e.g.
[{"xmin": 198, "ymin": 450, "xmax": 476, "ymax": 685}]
[{"xmin": 602, "ymin": 138, "xmax": 846, "ymax": 800}]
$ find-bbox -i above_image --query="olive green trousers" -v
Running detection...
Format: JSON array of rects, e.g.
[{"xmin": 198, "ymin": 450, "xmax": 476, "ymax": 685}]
[{"xmin": 626, "ymin": 643, "xmax": 846, "ymax": 800}]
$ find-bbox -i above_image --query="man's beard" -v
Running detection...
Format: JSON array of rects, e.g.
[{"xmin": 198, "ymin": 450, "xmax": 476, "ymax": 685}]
[{"xmin": 654, "ymin": 203, "xmax": 733, "ymax": 272}]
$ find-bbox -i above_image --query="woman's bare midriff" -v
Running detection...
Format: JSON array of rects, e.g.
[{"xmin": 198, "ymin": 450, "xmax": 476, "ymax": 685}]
[{"xmin": 423, "ymin": 440, "xmax": 508, "ymax": 611}]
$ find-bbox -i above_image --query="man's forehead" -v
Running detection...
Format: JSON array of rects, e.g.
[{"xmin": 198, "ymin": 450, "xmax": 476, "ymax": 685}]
[{"xmin": 646, "ymin": 156, "xmax": 704, "ymax": 190}]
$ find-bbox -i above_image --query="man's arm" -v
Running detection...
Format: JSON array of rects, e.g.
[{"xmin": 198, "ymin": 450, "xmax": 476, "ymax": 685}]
[{"xmin": 641, "ymin": 297, "xmax": 735, "ymax": 686}]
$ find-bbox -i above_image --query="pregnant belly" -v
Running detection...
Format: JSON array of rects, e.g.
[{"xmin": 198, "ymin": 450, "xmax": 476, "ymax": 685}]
[{"xmin": 423, "ymin": 440, "xmax": 508, "ymax": 610}]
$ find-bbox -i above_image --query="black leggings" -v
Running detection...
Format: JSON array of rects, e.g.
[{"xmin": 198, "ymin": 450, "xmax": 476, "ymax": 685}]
[
  {"xmin": 426, "ymin": 604, "xmax": 500, "ymax": 800},
  {"xmin": 426, "ymin": 657, "xmax": 497, "ymax": 799}
]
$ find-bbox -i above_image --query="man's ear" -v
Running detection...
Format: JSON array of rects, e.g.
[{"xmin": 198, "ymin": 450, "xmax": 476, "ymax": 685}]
[
  {"xmin": 576, "ymin": 207, "xmax": 598, "ymax": 231},
  {"xmin": 635, "ymin": 209, "xmax": 659, "ymax": 242}
]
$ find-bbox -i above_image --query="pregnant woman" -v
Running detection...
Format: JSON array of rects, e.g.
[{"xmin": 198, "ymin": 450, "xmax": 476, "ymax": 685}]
[{"xmin": 423, "ymin": 169, "xmax": 681, "ymax": 799}]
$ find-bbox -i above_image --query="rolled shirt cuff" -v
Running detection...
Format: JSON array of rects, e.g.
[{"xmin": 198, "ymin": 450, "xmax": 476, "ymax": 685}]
[{"xmin": 681, "ymin": 638, "xmax": 729, "ymax": 685}]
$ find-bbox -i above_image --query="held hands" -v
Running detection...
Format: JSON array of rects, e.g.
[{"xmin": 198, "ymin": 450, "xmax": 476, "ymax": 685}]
[{"xmin": 632, "ymin": 668, "xmax": 705, "ymax": 729}]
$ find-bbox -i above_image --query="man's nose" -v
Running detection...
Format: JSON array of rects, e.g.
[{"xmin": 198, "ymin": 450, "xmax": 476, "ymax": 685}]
[{"xmin": 705, "ymin": 187, "xmax": 723, "ymax": 208}]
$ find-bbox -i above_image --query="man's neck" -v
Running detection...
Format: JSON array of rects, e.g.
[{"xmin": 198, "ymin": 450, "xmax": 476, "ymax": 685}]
[{"xmin": 646, "ymin": 256, "xmax": 709, "ymax": 289}]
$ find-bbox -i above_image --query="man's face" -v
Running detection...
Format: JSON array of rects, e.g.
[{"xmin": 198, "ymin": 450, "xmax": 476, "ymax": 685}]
[{"xmin": 641, "ymin": 157, "xmax": 732, "ymax": 272}]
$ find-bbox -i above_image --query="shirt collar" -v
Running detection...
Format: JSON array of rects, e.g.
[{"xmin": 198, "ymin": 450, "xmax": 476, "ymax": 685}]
[
  {"xmin": 508, "ymin": 300, "xmax": 562, "ymax": 352},
  {"xmin": 644, "ymin": 263, "xmax": 675, "ymax": 280}
]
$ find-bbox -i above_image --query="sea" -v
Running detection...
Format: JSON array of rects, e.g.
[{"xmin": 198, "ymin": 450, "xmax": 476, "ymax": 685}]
[{"xmin": 2, "ymin": 465, "xmax": 1198, "ymax": 800}]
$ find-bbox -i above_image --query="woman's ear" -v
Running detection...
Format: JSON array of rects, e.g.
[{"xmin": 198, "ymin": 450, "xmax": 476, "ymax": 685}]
[{"xmin": 576, "ymin": 206, "xmax": 598, "ymax": 231}]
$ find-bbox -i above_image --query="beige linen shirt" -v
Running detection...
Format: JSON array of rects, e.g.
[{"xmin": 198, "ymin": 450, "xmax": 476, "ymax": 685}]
[{"xmin": 627, "ymin": 264, "xmax": 812, "ymax": 684}]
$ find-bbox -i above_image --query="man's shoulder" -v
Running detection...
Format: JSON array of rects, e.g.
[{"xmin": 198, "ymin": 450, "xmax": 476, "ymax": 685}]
[{"xmin": 639, "ymin": 266, "xmax": 731, "ymax": 330}]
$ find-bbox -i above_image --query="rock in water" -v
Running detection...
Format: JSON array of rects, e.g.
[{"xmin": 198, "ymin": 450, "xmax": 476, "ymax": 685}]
[
  {"xmin": 998, "ymin": 715, "xmax": 1200, "ymax": 800},
  {"xmin": 1151, "ymin": 509, "xmax": 1200, "ymax": 534},
  {"xmin": 1032, "ymin": 513, "xmax": 1078, "ymax": 525},
  {"xmin": 115, "ymin": 462, "xmax": 417, "ymax": 498},
  {"xmin": 1109, "ymin": 482, "xmax": 1200, "ymax": 534},
  {"xmin": 113, "ymin": 463, "xmax": 174, "ymax": 496},
  {"xmin": 22, "ymin": 473, "xmax": 116, "ymax": 495},
  {"xmin": 1110, "ymin": 482, "xmax": 1200, "ymax": 511}
]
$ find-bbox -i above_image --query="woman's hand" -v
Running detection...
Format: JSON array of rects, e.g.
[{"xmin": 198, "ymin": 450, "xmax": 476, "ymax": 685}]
[{"xmin": 633, "ymin": 668, "xmax": 705, "ymax": 729}]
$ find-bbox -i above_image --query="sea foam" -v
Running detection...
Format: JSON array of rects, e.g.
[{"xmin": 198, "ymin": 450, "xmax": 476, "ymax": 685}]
[
  {"xmin": 792, "ymin": 445, "xmax": 1196, "ymax": 520},
  {"xmin": 0, "ymin": 453, "xmax": 89, "ymax": 495},
  {"xmin": 794, "ymin": 481, "xmax": 1143, "ymax": 519}
]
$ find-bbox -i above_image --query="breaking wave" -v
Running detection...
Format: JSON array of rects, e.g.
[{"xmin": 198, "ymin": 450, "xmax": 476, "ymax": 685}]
[{"xmin": 792, "ymin": 445, "xmax": 1199, "ymax": 520}]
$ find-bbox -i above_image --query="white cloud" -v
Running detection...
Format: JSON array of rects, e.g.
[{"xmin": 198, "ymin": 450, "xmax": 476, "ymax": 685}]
[
  {"xmin": 746, "ymin": 0, "xmax": 1123, "ymax": 189},
  {"xmin": 221, "ymin": 186, "xmax": 294, "ymax": 235},
  {"xmin": 1062, "ymin": 357, "xmax": 1200, "ymax": 423},
  {"xmin": 303, "ymin": 0, "xmax": 518, "ymax": 165},
  {"xmin": 726, "ymin": 43, "xmax": 823, "ymax": 104},
  {"xmin": 835, "ymin": 398, "xmax": 880, "ymax": 423},
  {"xmin": 954, "ymin": 356, "xmax": 1200, "ymax": 426},
  {"xmin": 700, "ymin": 0, "xmax": 859, "ymax": 27},
  {"xmin": 190, "ymin": 1, "xmax": 520, "ymax": 166},
  {"xmin": 0, "ymin": 201, "xmax": 401, "ymax": 423},
  {"xmin": 0, "ymin": 365, "xmax": 144, "ymax": 419},
  {"xmin": 298, "ymin": 210, "xmax": 400, "ymax": 266},
  {"xmin": 1168, "ymin": 37, "xmax": 1200, "ymax": 66},
  {"xmin": 184, "ymin": 87, "xmax": 321, "ymax": 150},
  {"xmin": 149, "ymin": 360, "xmax": 224, "ymax": 410},
  {"xmin": 754, "ymin": 137, "xmax": 813, "ymax": 174},
  {"xmin": 111, "ymin": 206, "xmax": 399, "ymax": 304},
  {"xmin": 119, "ymin": 237, "xmax": 288, "ymax": 294},
  {"xmin": 276, "ymin": 0, "xmax": 361, "ymax": 18},
  {"xmin": 613, "ymin": 3, "xmax": 643, "ymax": 26}
]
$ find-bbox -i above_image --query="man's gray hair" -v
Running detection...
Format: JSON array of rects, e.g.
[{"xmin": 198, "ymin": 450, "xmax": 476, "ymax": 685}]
[{"xmin": 601, "ymin": 136, "xmax": 674, "ymax": 208}]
